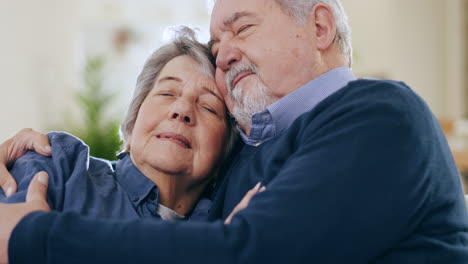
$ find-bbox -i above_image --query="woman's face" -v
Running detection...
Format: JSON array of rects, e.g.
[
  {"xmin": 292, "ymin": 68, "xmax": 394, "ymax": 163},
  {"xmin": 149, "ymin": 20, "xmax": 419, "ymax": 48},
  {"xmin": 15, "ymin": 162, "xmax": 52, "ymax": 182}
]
[{"xmin": 128, "ymin": 55, "xmax": 228, "ymax": 184}]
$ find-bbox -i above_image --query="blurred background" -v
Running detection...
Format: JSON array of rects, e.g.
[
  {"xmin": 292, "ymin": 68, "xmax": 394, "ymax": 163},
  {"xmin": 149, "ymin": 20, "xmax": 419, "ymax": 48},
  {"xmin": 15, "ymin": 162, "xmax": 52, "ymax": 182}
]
[{"xmin": 0, "ymin": 0, "xmax": 467, "ymax": 185}]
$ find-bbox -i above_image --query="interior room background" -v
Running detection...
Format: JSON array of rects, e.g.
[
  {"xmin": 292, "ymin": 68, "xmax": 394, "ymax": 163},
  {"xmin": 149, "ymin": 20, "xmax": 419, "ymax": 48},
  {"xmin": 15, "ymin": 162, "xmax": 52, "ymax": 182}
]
[{"xmin": 0, "ymin": 0, "xmax": 467, "ymax": 185}]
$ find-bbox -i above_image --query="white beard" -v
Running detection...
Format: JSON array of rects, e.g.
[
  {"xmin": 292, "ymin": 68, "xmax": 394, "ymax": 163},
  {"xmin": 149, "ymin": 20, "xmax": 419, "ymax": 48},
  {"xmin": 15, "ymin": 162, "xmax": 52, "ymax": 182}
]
[
  {"xmin": 226, "ymin": 62, "xmax": 277, "ymax": 131},
  {"xmin": 229, "ymin": 79, "xmax": 272, "ymax": 130}
]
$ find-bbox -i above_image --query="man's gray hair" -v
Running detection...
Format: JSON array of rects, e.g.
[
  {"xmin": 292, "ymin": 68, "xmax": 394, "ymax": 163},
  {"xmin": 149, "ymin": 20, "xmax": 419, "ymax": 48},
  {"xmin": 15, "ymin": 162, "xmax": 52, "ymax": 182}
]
[
  {"xmin": 274, "ymin": 0, "xmax": 352, "ymax": 66},
  {"xmin": 120, "ymin": 27, "xmax": 237, "ymax": 162}
]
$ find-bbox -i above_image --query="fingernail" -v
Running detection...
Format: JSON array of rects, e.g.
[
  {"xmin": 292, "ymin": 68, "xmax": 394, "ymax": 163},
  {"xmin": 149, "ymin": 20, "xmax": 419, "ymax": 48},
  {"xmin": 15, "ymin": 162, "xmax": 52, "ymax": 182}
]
[
  {"xmin": 254, "ymin": 182, "xmax": 261, "ymax": 190},
  {"xmin": 37, "ymin": 172, "xmax": 48, "ymax": 184},
  {"xmin": 43, "ymin": 146, "xmax": 52, "ymax": 153},
  {"xmin": 6, "ymin": 186, "xmax": 13, "ymax": 197},
  {"xmin": 259, "ymin": 186, "xmax": 266, "ymax": 192}
]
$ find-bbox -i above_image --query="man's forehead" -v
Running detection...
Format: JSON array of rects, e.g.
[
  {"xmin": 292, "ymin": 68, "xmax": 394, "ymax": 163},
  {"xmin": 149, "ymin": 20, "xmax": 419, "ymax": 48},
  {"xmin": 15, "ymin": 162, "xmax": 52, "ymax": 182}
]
[
  {"xmin": 210, "ymin": 0, "xmax": 258, "ymax": 39},
  {"xmin": 210, "ymin": 11, "xmax": 254, "ymax": 37},
  {"xmin": 210, "ymin": 0, "xmax": 255, "ymax": 26},
  {"xmin": 210, "ymin": 0, "xmax": 232, "ymax": 27}
]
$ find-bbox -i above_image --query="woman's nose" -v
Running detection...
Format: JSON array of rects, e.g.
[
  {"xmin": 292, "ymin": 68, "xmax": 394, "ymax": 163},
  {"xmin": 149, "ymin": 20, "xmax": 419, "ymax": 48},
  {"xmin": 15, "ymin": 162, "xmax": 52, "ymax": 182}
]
[
  {"xmin": 171, "ymin": 113, "xmax": 191, "ymax": 124},
  {"xmin": 169, "ymin": 101, "xmax": 195, "ymax": 125}
]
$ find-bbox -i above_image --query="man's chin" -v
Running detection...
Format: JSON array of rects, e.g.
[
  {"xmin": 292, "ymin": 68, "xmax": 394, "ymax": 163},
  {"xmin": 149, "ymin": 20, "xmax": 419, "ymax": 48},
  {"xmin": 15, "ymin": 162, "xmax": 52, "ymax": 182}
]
[{"xmin": 230, "ymin": 104, "xmax": 252, "ymax": 129}]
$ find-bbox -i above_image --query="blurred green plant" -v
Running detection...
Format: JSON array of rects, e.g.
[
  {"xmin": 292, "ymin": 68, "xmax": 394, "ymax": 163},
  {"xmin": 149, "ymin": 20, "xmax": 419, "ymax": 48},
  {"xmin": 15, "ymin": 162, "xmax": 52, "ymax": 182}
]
[{"xmin": 71, "ymin": 57, "xmax": 122, "ymax": 160}]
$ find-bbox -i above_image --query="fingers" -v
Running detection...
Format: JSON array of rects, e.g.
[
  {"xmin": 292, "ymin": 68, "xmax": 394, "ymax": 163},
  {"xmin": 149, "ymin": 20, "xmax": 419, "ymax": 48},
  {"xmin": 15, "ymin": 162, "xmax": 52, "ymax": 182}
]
[
  {"xmin": 0, "ymin": 165, "xmax": 17, "ymax": 197},
  {"xmin": 225, "ymin": 182, "xmax": 266, "ymax": 224},
  {"xmin": 16, "ymin": 128, "xmax": 51, "ymax": 157},
  {"xmin": 31, "ymin": 131, "xmax": 52, "ymax": 156},
  {"xmin": 0, "ymin": 138, "xmax": 18, "ymax": 197},
  {"xmin": 236, "ymin": 182, "xmax": 261, "ymax": 210},
  {"xmin": 26, "ymin": 171, "xmax": 49, "ymax": 203},
  {"xmin": 0, "ymin": 128, "xmax": 50, "ymax": 197},
  {"xmin": 6, "ymin": 129, "xmax": 51, "ymax": 161},
  {"xmin": 224, "ymin": 210, "xmax": 235, "ymax": 225}
]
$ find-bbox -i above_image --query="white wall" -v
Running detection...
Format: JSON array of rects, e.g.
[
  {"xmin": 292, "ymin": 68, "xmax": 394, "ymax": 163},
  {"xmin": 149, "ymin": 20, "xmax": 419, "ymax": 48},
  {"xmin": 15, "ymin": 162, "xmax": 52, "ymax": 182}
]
[
  {"xmin": 344, "ymin": 0, "xmax": 465, "ymax": 118},
  {"xmin": 0, "ymin": 1, "xmax": 46, "ymax": 139},
  {"xmin": 0, "ymin": 0, "xmax": 81, "ymax": 141}
]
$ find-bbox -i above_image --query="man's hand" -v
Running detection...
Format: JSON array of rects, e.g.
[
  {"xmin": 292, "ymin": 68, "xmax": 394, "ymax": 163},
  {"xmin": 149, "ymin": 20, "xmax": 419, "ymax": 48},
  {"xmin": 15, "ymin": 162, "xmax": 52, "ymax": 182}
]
[
  {"xmin": 0, "ymin": 129, "xmax": 51, "ymax": 197},
  {"xmin": 0, "ymin": 171, "xmax": 51, "ymax": 264},
  {"xmin": 225, "ymin": 182, "xmax": 266, "ymax": 224}
]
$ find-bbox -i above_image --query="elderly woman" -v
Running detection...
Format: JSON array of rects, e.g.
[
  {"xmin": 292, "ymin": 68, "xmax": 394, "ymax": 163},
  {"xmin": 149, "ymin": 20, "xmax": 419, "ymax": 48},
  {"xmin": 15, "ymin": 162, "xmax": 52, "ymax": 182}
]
[{"xmin": 0, "ymin": 28, "xmax": 237, "ymax": 221}]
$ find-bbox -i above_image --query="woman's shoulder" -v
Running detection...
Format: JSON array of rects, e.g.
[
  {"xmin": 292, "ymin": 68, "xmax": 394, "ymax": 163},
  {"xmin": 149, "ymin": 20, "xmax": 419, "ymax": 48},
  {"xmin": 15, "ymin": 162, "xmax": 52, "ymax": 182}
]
[
  {"xmin": 47, "ymin": 132, "xmax": 118, "ymax": 181},
  {"xmin": 46, "ymin": 131, "xmax": 89, "ymax": 153},
  {"xmin": 12, "ymin": 132, "xmax": 89, "ymax": 168}
]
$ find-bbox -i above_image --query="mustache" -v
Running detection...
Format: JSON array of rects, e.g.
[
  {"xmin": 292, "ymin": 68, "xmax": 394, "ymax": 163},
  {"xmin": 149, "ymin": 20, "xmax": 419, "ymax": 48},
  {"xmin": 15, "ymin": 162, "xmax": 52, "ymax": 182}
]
[{"xmin": 225, "ymin": 63, "xmax": 258, "ymax": 93}]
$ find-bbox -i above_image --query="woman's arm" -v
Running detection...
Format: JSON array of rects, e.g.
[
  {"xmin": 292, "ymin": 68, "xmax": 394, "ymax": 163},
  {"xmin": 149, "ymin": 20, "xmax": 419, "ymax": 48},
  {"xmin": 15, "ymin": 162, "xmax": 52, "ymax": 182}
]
[{"xmin": 0, "ymin": 129, "xmax": 51, "ymax": 196}]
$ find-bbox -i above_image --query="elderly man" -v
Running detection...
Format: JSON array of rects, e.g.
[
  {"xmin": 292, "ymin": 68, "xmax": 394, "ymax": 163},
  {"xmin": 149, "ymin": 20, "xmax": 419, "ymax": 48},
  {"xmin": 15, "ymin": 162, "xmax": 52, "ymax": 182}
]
[{"xmin": 1, "ymin": 0, "xmax": 467, "ymax": 263}]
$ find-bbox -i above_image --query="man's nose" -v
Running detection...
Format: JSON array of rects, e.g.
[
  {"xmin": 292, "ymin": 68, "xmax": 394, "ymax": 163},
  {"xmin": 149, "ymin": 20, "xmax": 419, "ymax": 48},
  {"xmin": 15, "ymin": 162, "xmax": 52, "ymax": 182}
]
[
  {"xmin": 216, "ymin": 43, "xmax": 241, "ymax": 72},
  {"xmin": 169, "ymin": 101, "xmax": 195, "ymax": 126}
]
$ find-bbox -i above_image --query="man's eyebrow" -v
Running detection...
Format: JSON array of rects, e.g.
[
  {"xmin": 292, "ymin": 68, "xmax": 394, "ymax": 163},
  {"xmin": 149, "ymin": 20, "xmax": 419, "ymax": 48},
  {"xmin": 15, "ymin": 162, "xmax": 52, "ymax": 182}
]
[
  {"xmin": 223, "ymin": 11, "xmax": 253, "ymax": 27},
  {"xmin": 157, "ymin": 76, "xmax": 182, "ymax": 84},
  {"xmin": 209, "ymin": 11, "xmax": 254, "ymax": 52}
]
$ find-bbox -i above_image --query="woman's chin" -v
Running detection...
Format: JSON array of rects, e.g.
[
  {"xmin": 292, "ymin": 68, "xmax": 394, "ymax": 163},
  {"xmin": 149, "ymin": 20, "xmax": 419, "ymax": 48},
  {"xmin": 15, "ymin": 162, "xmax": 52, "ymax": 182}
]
[{"xmin": 146, "ymin": 159, "xmax": 190, "ymax": 176}]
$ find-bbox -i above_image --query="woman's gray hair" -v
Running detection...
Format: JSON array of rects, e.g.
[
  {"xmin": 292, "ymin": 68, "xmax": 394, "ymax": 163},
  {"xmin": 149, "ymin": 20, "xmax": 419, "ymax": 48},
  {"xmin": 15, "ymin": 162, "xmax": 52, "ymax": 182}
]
[
  {"xmin": 274, "ymin": 0, "xmax": 352, "ymax": 67},
  {"xmin": 120, "ymin": 26, "xmax": 238, "ymax": 166}
]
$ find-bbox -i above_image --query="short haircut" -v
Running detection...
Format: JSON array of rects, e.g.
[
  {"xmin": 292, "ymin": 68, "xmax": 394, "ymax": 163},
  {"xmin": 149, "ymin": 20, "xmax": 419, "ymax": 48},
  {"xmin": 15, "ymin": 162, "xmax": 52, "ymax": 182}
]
[
  {"xmin": 120, "ymin": 26, "xmax": 238, "ymax": 170},
  {"xmin": 273, "ymin": 0, "xmax": 353, "ymax": 66}
]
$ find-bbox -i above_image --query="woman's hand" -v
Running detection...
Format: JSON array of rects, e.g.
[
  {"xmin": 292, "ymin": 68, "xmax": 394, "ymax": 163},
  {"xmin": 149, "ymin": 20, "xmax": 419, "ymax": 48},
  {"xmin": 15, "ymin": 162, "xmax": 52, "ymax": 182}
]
[
  {"xmin": 0, "ymin": 171, "xmax": 50, "ymax": 264},
  {"xmin": 0, "ymin": 129, "xmax": 51, "ymax": 197},
  {"xmin": 225, "ymin": 182, "xmax": 266, "ymax": 224}
]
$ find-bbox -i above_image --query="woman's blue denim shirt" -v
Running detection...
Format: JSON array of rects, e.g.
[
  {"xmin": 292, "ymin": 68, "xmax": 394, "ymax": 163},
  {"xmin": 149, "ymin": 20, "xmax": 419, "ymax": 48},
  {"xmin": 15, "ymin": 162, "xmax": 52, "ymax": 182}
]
[{"xmin": 0, "ymin": 132, "xmax": 210, "ymax": 221}]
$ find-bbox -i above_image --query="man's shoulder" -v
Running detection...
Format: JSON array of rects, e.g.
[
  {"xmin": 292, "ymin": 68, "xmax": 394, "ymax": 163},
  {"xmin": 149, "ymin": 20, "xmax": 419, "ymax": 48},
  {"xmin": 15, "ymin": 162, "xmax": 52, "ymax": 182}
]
[
  {"xmin": 285, "ymin": 78, "xmax": 438, "ymax": 146},
  {"xmin": 345, "ymin": 78, "xmax": 433, "ymax": 122},
  {"xmin": 300, "ymin": 78, "xmax": 430, "ymax": 122},
  {"xmin": 338, "ymin": 78, "xmax": 423, "ymax": 107}
]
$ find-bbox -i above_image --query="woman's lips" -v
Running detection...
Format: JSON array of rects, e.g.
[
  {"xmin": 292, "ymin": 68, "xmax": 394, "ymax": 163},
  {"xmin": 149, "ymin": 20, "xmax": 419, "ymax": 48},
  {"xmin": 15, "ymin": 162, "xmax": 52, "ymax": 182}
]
[
  {"xmin": 156, "ymin": 133, "xmax": 191, "ymax": 149},
  {"xmin": 231, "ymin": 71, "xmax": 253, "ymax": 89}
]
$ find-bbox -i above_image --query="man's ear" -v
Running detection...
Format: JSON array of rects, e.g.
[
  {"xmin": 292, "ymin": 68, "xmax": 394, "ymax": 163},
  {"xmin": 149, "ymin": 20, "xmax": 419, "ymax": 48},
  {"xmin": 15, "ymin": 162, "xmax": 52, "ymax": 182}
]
[{"xmin": 311, "ymin": 3, "xmax": 337, "ymax": 50}]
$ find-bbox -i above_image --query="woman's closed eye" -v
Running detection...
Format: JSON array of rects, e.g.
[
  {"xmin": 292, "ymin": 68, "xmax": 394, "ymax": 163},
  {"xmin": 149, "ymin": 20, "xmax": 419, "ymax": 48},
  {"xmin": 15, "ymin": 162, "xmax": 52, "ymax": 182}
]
[
  {"xmin": 201, "ymin": 105, "xmax": 218, "ymax": 115},
  {"xmin": 157, "ymin": 91, "xmax": 175, "ymax": 97}
]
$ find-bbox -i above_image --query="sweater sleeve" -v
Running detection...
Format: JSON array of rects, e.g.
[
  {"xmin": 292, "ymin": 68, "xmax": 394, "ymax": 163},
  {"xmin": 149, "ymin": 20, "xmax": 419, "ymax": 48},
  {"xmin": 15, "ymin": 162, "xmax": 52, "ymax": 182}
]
[{"xmin": 8, "ymin": 83, "xmax": 467, "ymax": 263}]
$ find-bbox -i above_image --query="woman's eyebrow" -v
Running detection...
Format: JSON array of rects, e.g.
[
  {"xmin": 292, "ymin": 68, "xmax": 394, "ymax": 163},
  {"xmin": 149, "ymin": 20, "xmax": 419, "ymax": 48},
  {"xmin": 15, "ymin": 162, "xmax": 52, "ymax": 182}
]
[{"xmin": 157, "ymin": 76, "xmax": 182, "ymax": 84}]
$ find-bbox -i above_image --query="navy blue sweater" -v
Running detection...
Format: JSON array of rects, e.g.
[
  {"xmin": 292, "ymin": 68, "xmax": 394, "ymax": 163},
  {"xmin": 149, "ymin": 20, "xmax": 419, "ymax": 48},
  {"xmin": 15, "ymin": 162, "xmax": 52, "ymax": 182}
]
[{"xmin": 10, "ymin": 79, "xmax": 468, "ymax": 263}]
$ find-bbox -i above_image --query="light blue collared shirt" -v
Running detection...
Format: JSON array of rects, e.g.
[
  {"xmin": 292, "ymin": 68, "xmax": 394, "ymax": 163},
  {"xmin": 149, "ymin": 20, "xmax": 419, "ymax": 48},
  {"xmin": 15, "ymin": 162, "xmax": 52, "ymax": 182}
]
[{"xmin": 239, "ymin": 67, "xmax": 356, "ymax": 146}]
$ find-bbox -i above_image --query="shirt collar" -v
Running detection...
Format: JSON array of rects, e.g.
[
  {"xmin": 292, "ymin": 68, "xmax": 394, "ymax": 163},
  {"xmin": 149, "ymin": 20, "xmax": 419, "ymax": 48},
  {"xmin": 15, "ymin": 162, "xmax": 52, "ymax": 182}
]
[
  {"xmin": 239, "ymin": 67, "xmax": 356, "ymax": 145},
  {"xmin": 114, "ymin": 153, "xmax": 211, "ymax": 220},
  {"xmin": 115, "ymin": 153, "xmax": 157, "ymax": 207}
]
